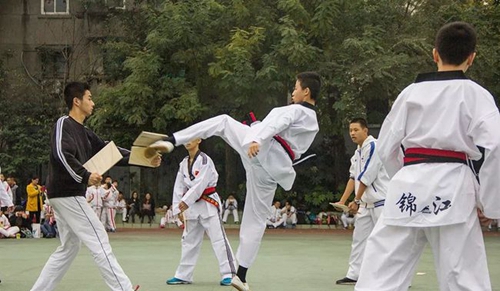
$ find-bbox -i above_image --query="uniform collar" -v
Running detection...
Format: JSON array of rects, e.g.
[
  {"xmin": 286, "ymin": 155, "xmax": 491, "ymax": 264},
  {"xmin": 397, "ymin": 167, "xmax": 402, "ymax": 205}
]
[
  {"xmin": 414, "ymin": 71, "xmax": 468, "ymax": 83},
  {"xmin": 298, "ymin": 101, "xmax": 317, "ymax": 111}
]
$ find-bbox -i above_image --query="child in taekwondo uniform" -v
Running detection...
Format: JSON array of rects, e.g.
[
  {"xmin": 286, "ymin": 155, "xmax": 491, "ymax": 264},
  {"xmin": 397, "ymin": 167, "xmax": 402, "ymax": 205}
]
[{"xmin": 166, "ymin": 138, "xmax": 236, "ymax": 286}]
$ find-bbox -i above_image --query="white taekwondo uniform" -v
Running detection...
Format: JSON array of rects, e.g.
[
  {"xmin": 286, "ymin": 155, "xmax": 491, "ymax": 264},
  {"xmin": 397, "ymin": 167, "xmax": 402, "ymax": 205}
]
[
  {"xmin": 344, "ymin": 135, "xmax": 389, "ymax": 281},
  {"xmin": 171, "ymin": 151, "xmax": 236, "ymax": 282},
  {"xmin": 0, "ymin": 181, "xmax": 13, "ymax": 208},
  {"xmin": 356, "ymin": 71, "xmax": 500, "ymax": 291},
  {"xmin": 86, "ymin": 185, "xmax": 102, "ymax": 217},
  {"xmin": 172, "ymin": 102, "xmax": 318, "ymax": 268}
]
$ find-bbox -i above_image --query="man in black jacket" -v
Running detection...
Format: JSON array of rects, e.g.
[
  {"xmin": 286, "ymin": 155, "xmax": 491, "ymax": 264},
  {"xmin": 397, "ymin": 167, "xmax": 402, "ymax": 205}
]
[{"xmin": 30, "ymin": 82, "xmax": 161, "ymax": 291}]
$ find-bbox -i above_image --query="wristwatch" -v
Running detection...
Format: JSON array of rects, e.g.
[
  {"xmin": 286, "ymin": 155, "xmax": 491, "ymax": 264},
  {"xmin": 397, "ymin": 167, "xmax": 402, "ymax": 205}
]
[{"xmin": 354, "ymin": 199, "xmax": 361, "ymax": 205}]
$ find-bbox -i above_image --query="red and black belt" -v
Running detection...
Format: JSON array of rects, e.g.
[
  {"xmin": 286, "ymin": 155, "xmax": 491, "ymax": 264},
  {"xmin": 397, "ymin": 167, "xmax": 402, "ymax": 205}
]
[
  {"xmin": 242, "ymin": 111, "xmax": 295, "ymax": 161},
  {"xmin": 403, "ymin": 148, "xmax": 467, "ymax": 166},
  {"xmin": 196, "ymin": 187, "xmax": 219, "ymax": 208}
]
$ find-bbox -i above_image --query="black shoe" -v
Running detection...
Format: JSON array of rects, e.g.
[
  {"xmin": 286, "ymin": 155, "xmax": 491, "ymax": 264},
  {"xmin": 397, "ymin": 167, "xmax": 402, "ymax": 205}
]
[{"xmin": 336, "ymin": 277, "xmax": 357, "ymax": 285}]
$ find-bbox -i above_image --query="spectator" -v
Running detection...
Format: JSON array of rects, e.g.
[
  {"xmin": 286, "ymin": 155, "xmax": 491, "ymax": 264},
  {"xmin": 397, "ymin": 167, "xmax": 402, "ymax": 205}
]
[
  {"xmin": 6, "ymin": 176, "xmax": 19, "ymax": 206},
  {"xmin": 160, "ymin": 205, "xmax": 183, "ymax": 228},
  {"xmin": 140, "ymin": 192, "xmax": 155, "ymax": 224},
  {"xmin": 0, "ymin": 208, "xmax": 19, "ymax": 238},
  {"xmin": 222, "ymin": 193, "xmax": 239, "ymax": 224},
  {"xmin": 280, "ymin": 201, "xmax": 297, "ymax": 228},
  {"xmin": 128, "ymin": 191, "xmax": 141, "ymax": 223},
  {"xmin": 9, "ymin": 206, "xmax": 32, "ymax": 237},
  {"xmin": 0, "ymin": 174, "xmax": 13, "ymax": 204},
  {"xmin": 266, "ymin": 201, "xmax": 285, "ymax": 229},
  {"xmin": 100, "ymin": 182, "xmax": 116, "ymax": 232},
  {"xmin": 26, "ymin": 177, "xmax": 44, "ymax": 223},
  {"xmin": 41, "ymin": 201, "xmax": 57, "ymax": 238},
  {"xmin": 115, "ymin": 192, "xmax": 127, "ymax": 223},
  {"xmin": 86, "ymin": 183, "xmax": 102, "ymax": 217},
  {"xmin": 341, "ymin": 210, "xmax": 356, "ymax": 230}
]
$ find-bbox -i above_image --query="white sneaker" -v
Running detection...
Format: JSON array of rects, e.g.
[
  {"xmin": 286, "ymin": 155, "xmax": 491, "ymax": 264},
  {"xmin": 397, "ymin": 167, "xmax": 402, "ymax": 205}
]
[
  {"xmin": 148, "ymin": 140, "xmax": 174, "ymax": 154},
  {"xmin": 231, "ymin": 276, "xmax": 251, "ymax": 291}
]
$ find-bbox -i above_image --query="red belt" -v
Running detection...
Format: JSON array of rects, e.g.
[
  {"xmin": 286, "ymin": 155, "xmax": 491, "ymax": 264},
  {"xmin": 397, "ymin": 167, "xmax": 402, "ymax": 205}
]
[
  {"xmin": 403, "ymin": 148, "xmax": 467, "ymax": 166},
  {"xmin": 196, "ymin": 187, "xmax": 219, "ymax": 208},
  {"xmin": 242, "ymin": 111, "xmax": 295, "ymax": 161}
]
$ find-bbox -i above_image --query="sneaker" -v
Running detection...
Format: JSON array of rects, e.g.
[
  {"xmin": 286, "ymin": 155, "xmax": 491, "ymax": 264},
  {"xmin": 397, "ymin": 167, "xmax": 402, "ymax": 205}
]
[
  {"xmin": 231, "ymin": 276, "xmax": 251, "ymax": 291},
  {"xmin": 166, "ymin": 277, "xmax": 191, "ymax": 285},
  {"xmin": 220, "ymin": 277, "xmax": 232, "ymax": 286},
  {"xmin": 336, "ymin": 277, "xmax": 357, "ymax": 285},
  {"xmin": 148, "ymin": 140, "xmax": 174, "ymax": 154},
  {"xmin": 133, "ymin": 285, "xmax": 140, "ymax": 291}
]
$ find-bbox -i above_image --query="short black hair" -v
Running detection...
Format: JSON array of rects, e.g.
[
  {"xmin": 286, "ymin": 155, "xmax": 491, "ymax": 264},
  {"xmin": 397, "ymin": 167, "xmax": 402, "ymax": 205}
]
[
  {"xmin": 435, "ymin": 21, "xmax": 477, "ymax": 66},
  {"xmin": 296, "ymin": 71, "xmax": 321, "ymax": 100},
  {"xmin": 64, "ymin": 82, "xmax": 91, "ymax": 110},
  {"xmin": 350, "ymin": 117, "xmax": 368, "ymax": 129}
]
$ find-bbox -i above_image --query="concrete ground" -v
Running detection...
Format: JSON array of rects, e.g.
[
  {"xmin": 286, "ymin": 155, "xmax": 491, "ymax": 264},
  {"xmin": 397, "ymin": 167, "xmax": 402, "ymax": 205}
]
[{"xmin": 2, "ymin": 226, "xmax": 500, "ymax": 291}]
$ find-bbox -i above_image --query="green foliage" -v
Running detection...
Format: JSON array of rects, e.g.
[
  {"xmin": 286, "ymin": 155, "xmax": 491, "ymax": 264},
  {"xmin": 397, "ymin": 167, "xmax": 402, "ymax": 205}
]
[{"xmin": 304, "ymin": 189, "xmax": 335, "ymax": 212}]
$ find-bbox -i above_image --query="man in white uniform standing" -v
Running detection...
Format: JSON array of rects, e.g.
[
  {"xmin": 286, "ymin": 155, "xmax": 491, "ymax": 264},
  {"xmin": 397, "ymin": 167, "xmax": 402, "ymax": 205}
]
[
  {"xmin": 149, "ymin": 72, "xmax": 321, "ymax": 291},
  {"xmin": 356, "ymin": 22, "xmax": 500, "ymax": 291},
  {"xmin": 166, "ymin": 138, "xmax": 235, "ymax": 286},
  {"xmin": 334, "ymin": 118, "xmax": 389, "ymax": 285}
]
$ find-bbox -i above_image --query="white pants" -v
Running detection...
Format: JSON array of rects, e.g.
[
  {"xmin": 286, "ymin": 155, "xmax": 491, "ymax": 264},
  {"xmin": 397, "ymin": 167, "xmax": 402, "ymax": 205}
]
[
  {"xmin": 116, "ymin": 208, "xmax": 127, "ymax": 222},
  {"xmin": 30, "ymin": 196, "xmax": 134, "ymax": 291},
  {"xmin": 101, "ymin": 207, "xmax": 116, "ymax": 231},
  {"xmin": 0, "ymin": 226, "xmax": 19, "ymax": 237},
  {"xmin": 283, "ymin": 213, "xmax": 297, "ymax": 225},
  {"xmin": 356, "ymin": 208, "xmax": 491, "ymax": 291},
  {"xmin": 222, "ymin": 209, "xmax": 239, "ymax": 223},
  {"xmin": 174, "ymin": 114, "xmax": 279, "ymax": 268},
  {"xmin": 341, "ymin": 214, "xmax": 356, "ymax": 228},
  {"xmin": 346, "ymin": 206, "xmax": 383, "ymax": 280},
  {"xmin": 266, "ymin": 217, "xmax": 286, "ymax": 228},
  {"xmin": 174, "ymin": 215, "xmax": 236, "ymax": 281}
]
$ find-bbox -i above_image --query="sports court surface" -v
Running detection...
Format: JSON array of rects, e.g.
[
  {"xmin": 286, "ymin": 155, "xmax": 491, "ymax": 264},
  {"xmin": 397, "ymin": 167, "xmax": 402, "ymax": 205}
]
[{"xmin": 3, "ymin": 226, "xmax": 500, "ymax": 291}]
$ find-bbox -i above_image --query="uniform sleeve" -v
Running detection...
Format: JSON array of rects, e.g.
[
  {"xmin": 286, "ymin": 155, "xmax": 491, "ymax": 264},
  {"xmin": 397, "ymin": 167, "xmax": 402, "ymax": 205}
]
[
  {"xmin": 377, "ymin": 94, "xmax": 407, "ymax": 178},
  {"xmin": 357, "ymin": 141, "xmax": 384, "ymax": 187},
  {"xmin": 469, "ymin": 110, "xmax": 500, "ymax": 219},
  {"xmin": 52, "ymin": 118, "xmax": 91, "ymax": 185},
  {"xmin": 248, "ymin": 107, "xmax": 298, "ymax": 145},
  {"xmin": 172, "ymin": 163, "xmax": 186, "ymax": 216},
  {"xmin": 0, "ymin": 182, "xmax": 13, "ymax": 207},
  {"xmin": 181, "ymin": 159, "xmax": 215, "ymax": 208}
]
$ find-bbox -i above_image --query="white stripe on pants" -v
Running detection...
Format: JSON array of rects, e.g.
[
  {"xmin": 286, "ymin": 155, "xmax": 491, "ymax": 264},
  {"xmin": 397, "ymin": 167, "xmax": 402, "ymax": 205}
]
[
  {"xmin": 30, "ymin": 196, "xmax": 134, "ymax": 291},
  {"xmin": 174, "ymin": 114, "xmax": 278, "ymax": 268},
  {"xmin": 174, "ymin": 215, "xmax": 236, "ymax": 281},
  {"xmin": 346, "ymin": 206, "xmax": 382, "ymax": 280},
  {"xmin": 355, "ymin": 208, "xmax": 491, "ymax": 291}
]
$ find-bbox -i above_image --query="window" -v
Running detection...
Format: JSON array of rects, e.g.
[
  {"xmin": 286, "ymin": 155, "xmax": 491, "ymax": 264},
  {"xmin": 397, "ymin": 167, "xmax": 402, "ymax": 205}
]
[
  {"xmin": 38, "ymin": 46, "xmax": 71, "ymax": 79},
  {"xmin": 42, "ymin": 0, "xmax": 69, "ymax": 14},
  {"xmin": 105, "ymin": 0, "xmax": 126, "ymax": 9}
]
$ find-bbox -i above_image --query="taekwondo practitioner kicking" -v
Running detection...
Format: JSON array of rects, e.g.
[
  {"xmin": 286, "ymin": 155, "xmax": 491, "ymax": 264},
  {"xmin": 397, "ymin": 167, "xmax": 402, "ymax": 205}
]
[
  {"xmin": 148, "ymin": 71, "xmax": 321, "ymax": 291},
  {"xmin": 356, "ymin": 21, "xmax": 500, "ymax": 291},
  {"xmin": 166, "ymin": 138, "xmax": 236, "ymax": 286}
]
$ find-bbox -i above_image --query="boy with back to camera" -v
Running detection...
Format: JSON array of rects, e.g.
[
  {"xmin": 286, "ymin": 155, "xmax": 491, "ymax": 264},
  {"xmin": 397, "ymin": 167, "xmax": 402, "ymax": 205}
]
[
  {"xmin": 356, "ymin": 22, "xmax": 500, "ymax": 291},
  {"xmin": 148, "ymin": 72, "xmax": 321, "ymax": 291}
]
